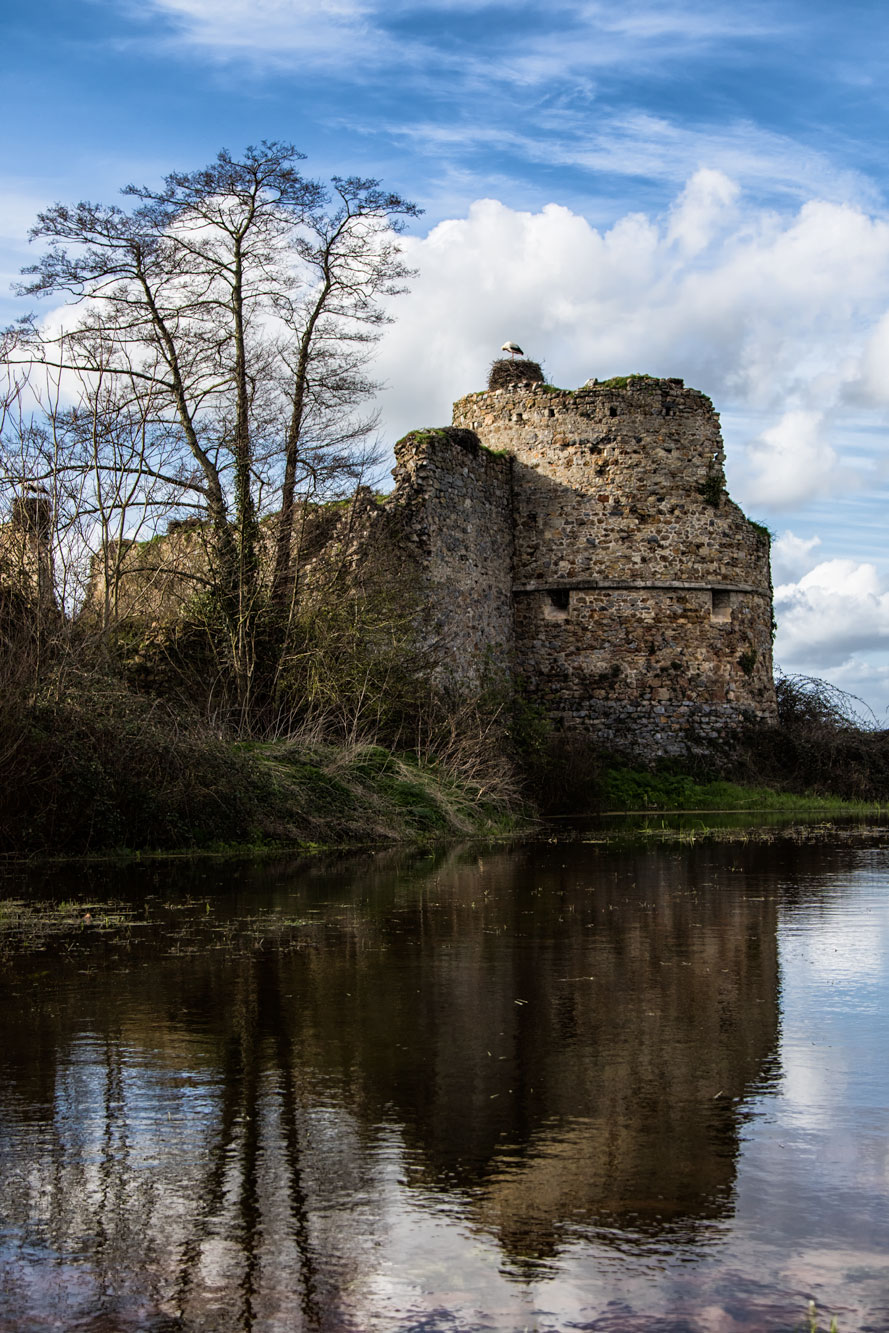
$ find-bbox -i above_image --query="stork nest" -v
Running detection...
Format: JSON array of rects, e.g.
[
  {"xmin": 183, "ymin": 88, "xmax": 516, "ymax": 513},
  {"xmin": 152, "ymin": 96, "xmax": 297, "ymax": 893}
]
[{"xmin": 488, "ymin": 358, "xmax": 545, "ymax": 390}]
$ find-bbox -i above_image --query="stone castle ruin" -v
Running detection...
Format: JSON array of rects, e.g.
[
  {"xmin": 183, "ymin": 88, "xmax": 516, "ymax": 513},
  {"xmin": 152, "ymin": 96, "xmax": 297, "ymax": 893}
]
[
  {"xmin": 387, "ymin": 357, "xmax": 776, "ymax": 756},
  {"xmin": 2, "ymin": 357, "xmax": 777, "ymax": 759}
]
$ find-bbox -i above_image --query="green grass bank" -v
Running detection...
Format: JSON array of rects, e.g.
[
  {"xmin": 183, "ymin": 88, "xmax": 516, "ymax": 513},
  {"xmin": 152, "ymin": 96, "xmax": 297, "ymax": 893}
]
[
  {"xmin": 598, "ymin": 767, "xmax": 883, "ymax": 815},
  {"xmin": 0, "ymin": 683, "xmax": 525, "ymax": 859}
]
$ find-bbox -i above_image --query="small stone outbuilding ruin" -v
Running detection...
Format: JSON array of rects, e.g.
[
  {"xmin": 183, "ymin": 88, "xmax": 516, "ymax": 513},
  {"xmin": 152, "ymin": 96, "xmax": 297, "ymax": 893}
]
[
  {"xmin": 389, "ymin": 359, "xmax": 776, "ymax": 757},
  {"xmin": 0, "ymin": 488, "xmax": 56, "ymax": 616}
]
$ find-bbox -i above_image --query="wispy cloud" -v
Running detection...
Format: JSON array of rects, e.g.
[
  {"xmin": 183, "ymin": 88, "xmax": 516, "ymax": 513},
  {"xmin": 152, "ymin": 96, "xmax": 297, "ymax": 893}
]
[
  {"xmin": 575, "ymin": 0, "xmax": 780, "ymax": 41},
  {"xmin": 113, "ymin": 0, "xmax": 880, "ymax": 226},
  {"xmin": 119, "ymin": 0, "xmax": 799, "ymax": 137},
  {"xmin": 133, "ymin": 0, "xmax": 779, "ymax": 68},
  {"xmin": 386, "ymin": 112, "xmax": 879, "ymax": 213},
  {"xmin": 124, "ymin": 0, "xmax": 395, "ymax": 69}
]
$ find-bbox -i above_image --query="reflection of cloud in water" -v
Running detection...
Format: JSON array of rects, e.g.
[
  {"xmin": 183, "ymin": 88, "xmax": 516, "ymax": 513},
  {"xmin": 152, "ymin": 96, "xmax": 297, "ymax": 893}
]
[
  {"xmin": 786, "ymin": 914, "xmax": 888, "ymax": 988},
  {"xmin": 780, "ymin": 1054, "xmax": 838, "ymax": 1130},
  {"xmin": 355, "ymin": 1159, "xmax": 541, "ymax": 1331},
  {"xmin": 0, "ymin": 837, "xmax": 887, "ymax": 1328}
]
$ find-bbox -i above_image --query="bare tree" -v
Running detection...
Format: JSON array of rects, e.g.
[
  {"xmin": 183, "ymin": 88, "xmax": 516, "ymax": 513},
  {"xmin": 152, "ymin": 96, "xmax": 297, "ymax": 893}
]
[
  {"xmin": 269, "ymin": 176, "xmax": 420, "ymax": 602},
  {"xmin": 11, "ymin": 141, "xmax": 419, "ymax": 724}
]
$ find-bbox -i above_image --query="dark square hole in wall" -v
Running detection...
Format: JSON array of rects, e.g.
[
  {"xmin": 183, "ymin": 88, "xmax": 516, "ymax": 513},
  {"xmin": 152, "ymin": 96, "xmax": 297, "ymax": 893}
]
[
  {"xmin": 549, "ymin": 588, "xmax": 570, "ymax": 611},
  {"xmin": 711, "ymin": 589, "xmax": 732, "ymax": 622}
]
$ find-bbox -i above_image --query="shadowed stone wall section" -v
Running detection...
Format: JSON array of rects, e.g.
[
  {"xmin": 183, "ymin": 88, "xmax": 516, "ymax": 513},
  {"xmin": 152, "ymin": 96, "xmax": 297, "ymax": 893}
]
[
  {"xmin": 389, "ymin": 427, "xmax": 515, "ymax": 680},
  {"xmin": 513, "ymin": 587, "xmax": 773, "ymax": 754}
]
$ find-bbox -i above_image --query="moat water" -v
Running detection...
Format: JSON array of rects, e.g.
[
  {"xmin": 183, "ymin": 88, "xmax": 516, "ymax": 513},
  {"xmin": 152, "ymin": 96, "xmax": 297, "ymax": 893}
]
[{"xmin": 1, "ymin": 829, "xmax": 888, "ymax": 1332}]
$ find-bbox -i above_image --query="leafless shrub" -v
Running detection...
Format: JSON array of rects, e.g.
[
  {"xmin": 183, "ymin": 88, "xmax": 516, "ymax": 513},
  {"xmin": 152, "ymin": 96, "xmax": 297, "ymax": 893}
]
[{"xmin": 739, "ymin": 671, "xmax": 889, "ymax": 801}]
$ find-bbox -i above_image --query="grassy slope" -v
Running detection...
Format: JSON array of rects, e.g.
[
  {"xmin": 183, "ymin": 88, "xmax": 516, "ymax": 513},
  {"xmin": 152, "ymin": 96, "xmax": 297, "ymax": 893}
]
[
  {"xmin": 1, "ymin": 700, "xmax": 524, "ymax": 858},
  {"xmin": 0, "ymin": 676, "xmax": 525, "ymax": 857},
  {"xmin": 242, "ymin": 741, "xmax": 523, "ymax": 848}
]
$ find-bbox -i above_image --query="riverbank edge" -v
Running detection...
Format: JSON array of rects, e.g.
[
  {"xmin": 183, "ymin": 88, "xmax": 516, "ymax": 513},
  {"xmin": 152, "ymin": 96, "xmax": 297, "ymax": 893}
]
[
  {"xmin": 1, "ymin": 731, "xmax": 535, "ymax": 863},
  {"xmin": 4, "ymin": 746, "xmax": 886, "ymax": 869},
  {"xmin": 5, "ymin": 811, "xmax": 888, "ymax": 873}
]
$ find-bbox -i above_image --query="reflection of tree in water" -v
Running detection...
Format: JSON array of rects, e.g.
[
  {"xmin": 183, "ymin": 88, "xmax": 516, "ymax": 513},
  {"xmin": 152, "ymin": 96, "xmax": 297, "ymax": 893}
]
[
  {"xmin": 1, "ymin": 950, "xmax": 369, "ymax": 1329},
  {"xmin": 0, "ymin": 838, "xmax": 857, "ymax": 1328},
  {"xmin": 163, "ymin": 966, "xmax": 330, "ymax": 1331}
]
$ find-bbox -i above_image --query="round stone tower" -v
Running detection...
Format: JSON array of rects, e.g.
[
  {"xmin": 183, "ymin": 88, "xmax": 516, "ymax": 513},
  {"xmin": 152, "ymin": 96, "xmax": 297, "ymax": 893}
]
[{"xmin": 453, "ymin": 364, "xmax": 776, "ymax": 756}]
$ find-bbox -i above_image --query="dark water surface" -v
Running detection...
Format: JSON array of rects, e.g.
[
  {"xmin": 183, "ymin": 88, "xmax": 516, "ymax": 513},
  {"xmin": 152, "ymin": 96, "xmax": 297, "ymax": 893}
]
[{"xmin": 1, "ymin": 833, "xmax": 888, "ymax": 1332}]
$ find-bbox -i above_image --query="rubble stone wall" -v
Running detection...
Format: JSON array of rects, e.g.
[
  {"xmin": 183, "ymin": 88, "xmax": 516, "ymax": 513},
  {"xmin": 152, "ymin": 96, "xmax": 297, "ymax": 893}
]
[
  {"xmin": 388, "ymin": 427, "xmax": 515, "ymax": 679},
  {"xmin": 451, "ymin": 372, "xmax": 776, "ymax": 753},
  {"xmin": 512, "ymin": 585, "xmax": 773, "ymax": 756},
  {"xmin": 0, "ymin": 494, "xmax": 56, "ymax": 612}
]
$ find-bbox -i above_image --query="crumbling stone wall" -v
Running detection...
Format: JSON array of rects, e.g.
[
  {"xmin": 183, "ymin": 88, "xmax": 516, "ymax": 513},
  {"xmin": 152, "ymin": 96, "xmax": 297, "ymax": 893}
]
[
  {"xmin": 82, "ymin": 523, "xmax": 214, "ymax": 628},
  {"xmin": 82, "ymin": 502, "xmax": 374, "ymax": 627},
  {"xmin": 387, "ymin": 428, "xmax": 514, "ymax": 680},
  {"xmin": 450, "ymin": 370, "xmax": 776, "ymax": 756},
  {"xmin": 0, "ymin": 492, "xmax": 56, "ymax": 613}
]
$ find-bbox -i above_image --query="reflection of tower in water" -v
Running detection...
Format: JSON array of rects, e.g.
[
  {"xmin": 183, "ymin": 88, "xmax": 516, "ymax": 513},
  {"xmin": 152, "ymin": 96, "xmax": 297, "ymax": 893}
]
[{"xmin": 377, "ymin": 842, "xmax": 782, "ymax": 1263}]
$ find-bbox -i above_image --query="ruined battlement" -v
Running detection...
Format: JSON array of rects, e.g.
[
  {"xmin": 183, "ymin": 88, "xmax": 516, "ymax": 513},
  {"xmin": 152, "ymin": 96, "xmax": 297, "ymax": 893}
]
[
  {"xmin": 452, "ymin": 376, "xmax": 767, "ymax": 587},
  {"xmin": 408, "ymin": 363, "xmax": 777, "ymax": 756}
]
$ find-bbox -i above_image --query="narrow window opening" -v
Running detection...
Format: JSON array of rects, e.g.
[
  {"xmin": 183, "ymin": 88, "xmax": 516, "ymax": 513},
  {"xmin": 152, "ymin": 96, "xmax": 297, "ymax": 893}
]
[
  {"xmin": 711, "ymin": 589, "xmax": 732, "ymax": 623},
  {"xmin": 544, "ymin": 588, "xmax": 570, "ymax": 620}
]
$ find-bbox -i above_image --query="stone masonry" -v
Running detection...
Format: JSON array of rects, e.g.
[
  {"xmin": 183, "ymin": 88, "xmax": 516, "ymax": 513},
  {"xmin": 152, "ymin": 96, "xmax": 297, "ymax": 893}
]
[
  {"xmin": 394, "ymin": 363, "xmax": 776, "ymax": 757},
  {"xmin": 388, "ymin": 428, "xmax": 515, "ymax": 675},
  {"xmin": 0, "ymin": 489, "xmax": 56, "ymax": 615}
]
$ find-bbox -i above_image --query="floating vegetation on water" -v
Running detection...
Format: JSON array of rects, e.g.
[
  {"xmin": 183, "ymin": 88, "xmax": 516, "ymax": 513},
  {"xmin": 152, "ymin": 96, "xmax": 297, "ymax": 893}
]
[
  {"xmin": 0, "ymin": 898, "xmax": 136, "ymax": 948},
  {"xmin": 559, "ymin": 813, "xmax": 889, "ymax": 851},
  {"xmin": 0, "ymin": 894, "xmax": 319, "ymax": 962},
  {"xmin": 806, "ymin": 1299, "xmax": 839, "ymax": 1333}
]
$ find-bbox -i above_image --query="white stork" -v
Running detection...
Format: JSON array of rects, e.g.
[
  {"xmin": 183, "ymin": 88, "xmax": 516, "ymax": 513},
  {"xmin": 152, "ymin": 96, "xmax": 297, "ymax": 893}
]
[{"xmin": 501, "ymin": 341, "xmax": 524, "ymax": 359}]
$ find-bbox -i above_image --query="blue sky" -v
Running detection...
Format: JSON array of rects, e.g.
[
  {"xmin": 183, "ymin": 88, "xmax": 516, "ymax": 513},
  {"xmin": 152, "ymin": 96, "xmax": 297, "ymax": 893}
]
[{"xmin": 6, "ymin": 0, "xmax": 889, "ymax": 713}]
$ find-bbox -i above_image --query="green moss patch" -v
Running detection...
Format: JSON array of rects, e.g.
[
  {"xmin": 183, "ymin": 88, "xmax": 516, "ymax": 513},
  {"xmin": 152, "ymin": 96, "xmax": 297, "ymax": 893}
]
[{"xmin": 594, "ymin": 373, "xmax": 660, "ymax": 389}]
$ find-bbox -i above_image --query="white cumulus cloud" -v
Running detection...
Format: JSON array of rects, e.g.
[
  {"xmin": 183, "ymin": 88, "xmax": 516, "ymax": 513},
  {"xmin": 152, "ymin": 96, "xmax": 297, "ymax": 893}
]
[
  {"xmin": 774, "ymin": 559, "xmax": 889, "ymax": 669},
  {"xmin": 770, "ymin": 531, "xmax": 822, "ymax": 585},
  {"xmin": 374, "ymin": 175, "xmax": 889, "ymax": 485},
  {"xmin": 665, "ymin": 168, "xmax": 740, "ymax": 256},
  {"xmin": 744, "ymin": 411, "xmax": 850, "ymax": 509}
]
